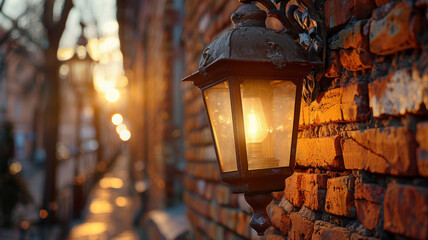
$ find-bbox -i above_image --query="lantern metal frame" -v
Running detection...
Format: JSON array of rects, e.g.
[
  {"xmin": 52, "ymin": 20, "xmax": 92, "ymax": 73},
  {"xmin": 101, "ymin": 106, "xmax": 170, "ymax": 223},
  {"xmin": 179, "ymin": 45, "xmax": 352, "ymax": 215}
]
[{"xmin": 183, "ymin": 0, "xmax": 326, "ymax": 235}]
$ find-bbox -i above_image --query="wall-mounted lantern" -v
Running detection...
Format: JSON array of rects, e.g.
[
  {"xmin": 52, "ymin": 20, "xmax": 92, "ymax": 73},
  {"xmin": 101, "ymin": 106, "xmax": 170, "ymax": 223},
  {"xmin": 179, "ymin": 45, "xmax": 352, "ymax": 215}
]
[{"xmin": 183, "ymin": 0, "xmax": 325, "ymax": 236}]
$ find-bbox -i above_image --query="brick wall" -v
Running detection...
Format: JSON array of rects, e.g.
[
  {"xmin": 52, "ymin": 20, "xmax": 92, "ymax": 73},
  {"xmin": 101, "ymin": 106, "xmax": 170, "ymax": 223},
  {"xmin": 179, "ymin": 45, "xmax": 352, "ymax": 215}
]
[
  {"xmin": 119, "ymin": 0, "xmax": 187, "ymax": 211},
  {"xmin": 181, "ymin": 0, "xmax": 428, "ymax": 239}
]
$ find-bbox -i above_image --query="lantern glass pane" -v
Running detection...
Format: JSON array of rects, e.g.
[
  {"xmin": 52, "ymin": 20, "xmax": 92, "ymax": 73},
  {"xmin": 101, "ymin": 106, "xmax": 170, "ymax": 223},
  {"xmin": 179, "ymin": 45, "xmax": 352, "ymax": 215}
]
[
  {"xmin": 204, "ymin": 81, "xmax": 237, "ymax": 172},
  {"xmin": 240, "ymin": 79, "xmax": 296, "ymax": 170}
]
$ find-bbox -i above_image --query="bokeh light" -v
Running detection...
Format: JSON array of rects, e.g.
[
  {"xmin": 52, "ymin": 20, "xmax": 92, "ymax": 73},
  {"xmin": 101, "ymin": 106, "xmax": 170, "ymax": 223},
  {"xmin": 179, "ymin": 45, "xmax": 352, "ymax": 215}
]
[
  {"xmin": 105, "ymin": 88, "xmax": 120, "ymax": 103},
  {"xmin": 40, "ymin": 209, "xmax": 48, "ymax": 219},
  {"xmin": 116, "ymin": 124, "xmax": 127, "ymax": 134},
  {"xmin": 59, "ymin": 64, "xmax": 70, "ymax": 78},
  {"xmin": 9, "ymin": 162, "xmax": 22, "ymax": 175},
  {"xmin": 119, "ymin": 129, "xmax": 131, "ymax": 141},
  {"xmin": 87, "ymin": 38, "xmax": 100, "ymax": 61},
  {"xmin": 21, "ymin": 221, "xmax": 30, "ymax": 230},
  {"xmin": 111, "ymin": 113, "xmax": 124, "ymax": 125},
  {"xmin": 115, "ymin": 196, "xmax": 128, "ymax": 207},
  {"xmin": 117, "ymin": 76, "xmax": 129, "ymax": 88},
  {"xmin": 69, "ymin": 222, "xmax": 107, "ymax": 237},
  {"xmin": 76, "ymin": 45, "xmax": 87, "ymax": 59},
  {"xmin": 89, "ymin": 200, "xmax": 113, "ymax": 214},
  {"xmin": 99, "ymin": 177, "xmax": 124, "ymax": 189},
  {"xmin": 57, "ymin": 48, "xmax": 74, "ymax": 61}
]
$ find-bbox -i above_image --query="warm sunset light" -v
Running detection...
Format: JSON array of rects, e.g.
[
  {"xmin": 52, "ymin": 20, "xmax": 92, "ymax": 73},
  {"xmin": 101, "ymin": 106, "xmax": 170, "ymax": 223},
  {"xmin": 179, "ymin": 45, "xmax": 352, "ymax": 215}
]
[
  {"xmin": 105, "ymin": 88, "xmax": 120, "ymax": 103},
  {"xmin": 111, "ymin": 113, "xmax": 124, "ymax": 125},
  {"xmin": 119, "ymin": 129, "xmax": 131, "ymax": 141}
]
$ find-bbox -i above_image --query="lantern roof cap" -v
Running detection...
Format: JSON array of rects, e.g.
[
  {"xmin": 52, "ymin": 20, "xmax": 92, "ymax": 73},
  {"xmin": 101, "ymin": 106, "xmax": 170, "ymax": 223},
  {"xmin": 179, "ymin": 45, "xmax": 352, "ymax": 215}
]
[{"xmin": 183, "ymin": 4, "xmax": 321, "ymax": 84}]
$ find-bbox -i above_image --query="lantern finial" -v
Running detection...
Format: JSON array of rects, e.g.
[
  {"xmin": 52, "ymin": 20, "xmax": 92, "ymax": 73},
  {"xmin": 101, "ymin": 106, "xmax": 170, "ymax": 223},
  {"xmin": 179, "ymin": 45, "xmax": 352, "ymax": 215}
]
[
  {"xmin": 231, "ymin": 3, "xmax": 267, "ymax": 28},
  {"xmin": 244, "ymin": 193, "xmax": 273, "ymax": 236}
]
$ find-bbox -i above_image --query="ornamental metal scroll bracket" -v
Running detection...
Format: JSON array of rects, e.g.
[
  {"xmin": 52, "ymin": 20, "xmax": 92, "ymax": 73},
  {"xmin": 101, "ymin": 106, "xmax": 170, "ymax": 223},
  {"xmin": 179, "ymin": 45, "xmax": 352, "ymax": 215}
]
[{"xmin": 240, "ymin": 0, "xmax": 327, "ymax": 104}]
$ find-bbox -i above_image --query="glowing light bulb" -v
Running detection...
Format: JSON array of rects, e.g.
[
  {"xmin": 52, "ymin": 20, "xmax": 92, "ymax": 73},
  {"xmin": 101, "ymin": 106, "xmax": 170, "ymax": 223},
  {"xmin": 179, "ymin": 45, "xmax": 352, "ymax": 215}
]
[
  {"xmin": 243, "ymin": 98, "xmax": 269, "ymax": 143},
  {"xmin": 111, "ymin": 113, "xmax": 123, "ymax": 125}
]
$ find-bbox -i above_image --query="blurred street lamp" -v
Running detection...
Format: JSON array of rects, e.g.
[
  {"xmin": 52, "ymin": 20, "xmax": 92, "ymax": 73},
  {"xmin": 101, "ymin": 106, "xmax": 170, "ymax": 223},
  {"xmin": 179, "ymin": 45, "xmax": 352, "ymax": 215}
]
[
  {"xmin": 183, "ymin": 1, "xmax": 325, "ymax": 235},
  {"xmin": 68, "ymin": 26, "xmax": 94, "ymax": 95},
  {"xmin": 65, "ymin": 22, "xmax": 95, "ymax": 218}
]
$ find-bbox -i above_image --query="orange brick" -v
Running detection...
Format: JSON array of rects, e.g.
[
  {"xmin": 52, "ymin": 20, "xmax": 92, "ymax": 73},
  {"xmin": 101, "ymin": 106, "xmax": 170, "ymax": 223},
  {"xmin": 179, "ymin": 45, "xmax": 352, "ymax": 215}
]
[
  {"xmin": 284, "ymin": 173, "xmax": 304, "ymax": 207},
  {"xmin": 342, "ymin": 127, "xmax": 418, "ymax": 176},
  {"xmin": 312, "ymin": 221, "xmax": 352, "ymax": 240},
  {"xmin": 325, "ymin": 175, "xmax": 356, "ymax": 217},
  {"xmin": 416, "ymin": 122, "xmax": 428, "ymax": 177},
  {"xmin": 301, "ymin": 174, "xmax": 329, "ymax": 211},
  {"xmin": 370, "ymin": 1, "xmax": 422, "ymax": 55},
  {"xmin": 289, "ymin": 213, "xmax": 314, "ymax": 240},
  {"xmin": 384, "ymin": 183, "xmax": 428, "ymax": 239},
  {"xmin": 296, "ymin": 136, "xmax": 343, "ymax": 170},
  {"xmin": 268, "ymin": 205, "xmax": 291, "ymax": 235}
]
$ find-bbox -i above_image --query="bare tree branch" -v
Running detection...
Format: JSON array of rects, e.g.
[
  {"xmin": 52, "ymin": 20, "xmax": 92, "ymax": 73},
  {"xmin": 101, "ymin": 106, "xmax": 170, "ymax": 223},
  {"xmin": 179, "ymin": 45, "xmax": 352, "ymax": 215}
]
[
  {"xmin": 55, "ymin": 0, "xmax": 73, "ymax": 33},
  {"xmin": 0, "ymin": 0, "xmax": 6, "ymax": 12},
  {"xmin": 43, "ymin": 0, "xmax": 54, "ymax": 30},
  {"xmin": 0, "ymin": 10, "xmax": 43, "ymax": 48}
]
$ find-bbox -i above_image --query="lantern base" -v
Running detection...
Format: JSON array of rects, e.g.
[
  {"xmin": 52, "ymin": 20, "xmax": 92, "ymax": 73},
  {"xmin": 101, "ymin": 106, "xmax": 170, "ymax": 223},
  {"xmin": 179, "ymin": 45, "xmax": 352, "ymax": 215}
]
[
  {"xmin": 248, "ymin": 157, "xmax": 280, "ymax": 170},
  {"xmin": 244, "ymin": 192, "xmax": 273, "ymax": 236}
]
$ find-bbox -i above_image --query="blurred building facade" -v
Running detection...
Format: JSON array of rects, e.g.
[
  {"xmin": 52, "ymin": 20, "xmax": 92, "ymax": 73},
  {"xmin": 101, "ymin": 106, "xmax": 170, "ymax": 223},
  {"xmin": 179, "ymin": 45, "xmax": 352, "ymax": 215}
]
[
  {"xmin": 0, "ymin": 27, "xmax": 120, "ymax": 233},
  {"xmin": 0, "ymin": 30, "xmax": 45, "ymax": 164},
  {"xmin": 119, "ymin": 0, "xmax": 428, "ymax": 239}
]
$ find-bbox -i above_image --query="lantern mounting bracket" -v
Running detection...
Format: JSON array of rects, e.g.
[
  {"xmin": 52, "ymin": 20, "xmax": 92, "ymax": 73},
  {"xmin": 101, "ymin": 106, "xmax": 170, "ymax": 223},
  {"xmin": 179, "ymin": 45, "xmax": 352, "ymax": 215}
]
[{"xmin": 240, "ymin": 0, "xmax": 326, "ymax": 103}]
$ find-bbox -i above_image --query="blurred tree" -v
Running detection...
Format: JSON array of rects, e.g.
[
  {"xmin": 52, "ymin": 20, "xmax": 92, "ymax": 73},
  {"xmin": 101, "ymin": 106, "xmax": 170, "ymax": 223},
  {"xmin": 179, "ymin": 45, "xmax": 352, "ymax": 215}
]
[
  {"xmin": 0, "ymin": 121, "xmax": 19, "ymax": 227},
  {"xmin": 0, "ymin": 0, "xmax": 73, "ymax": 223},
  {"xmin": 41, "ymin": 0, "xmax": 73, "ymax": 223}
]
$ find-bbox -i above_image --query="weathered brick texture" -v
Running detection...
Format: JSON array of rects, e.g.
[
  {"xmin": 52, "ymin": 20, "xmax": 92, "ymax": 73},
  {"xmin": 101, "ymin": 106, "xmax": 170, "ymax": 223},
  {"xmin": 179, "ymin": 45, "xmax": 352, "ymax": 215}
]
[
  {"xmin": 300, "ymin": 82, "xmax": 370, "ymax": 125},
  {"xmin": 369, "ymin": 68, "xmax": 428, "ymax": 117},
  {"xmin": 180, "ymin": 0, "xmax": 428, "ymax": 239},
  {"xmin": 354, "ymin": 183, "xmax": 384, "ymax": 230},
  {"xmin": 342, "ymin": 127, "xmax": 418, "ymax": 176},
  {"xmin": 284, "ymin": 173, "xmax": 304, "ymax": 207},
  {"xmin": 416, "ymin": 122, "xmax": 428, "ymax": 177},
  {"xmin": 369, "ymin": 1, "xmax": 422, "ymax": 55},
  {"xmin": 312, "ymin": 221, "xmax": 352, "ymax": 240},
  {"xmin": 301, "ymin": 174, "xmax": 328, "ymax": 211},
  {"xmin": 325, "ymin": 0, "xmax": 354, "ymax": 30},
  {"xmin": 268, "ymin": 205, "xmax": 291, "ymax": 235},
  {"xmin": 296, "ymin": 136, "xmax": 343, "ymax": 169},
  {"xmin": 288, "ymin": 212, "xmax": 314, "ymax": 240},
  {"xmin": 383, "ymin": 183, "xmax": 428, "ymax": 239},
  {"xmin": 325, "ymin": 175, "xmax": 356, "ymax": 217}
]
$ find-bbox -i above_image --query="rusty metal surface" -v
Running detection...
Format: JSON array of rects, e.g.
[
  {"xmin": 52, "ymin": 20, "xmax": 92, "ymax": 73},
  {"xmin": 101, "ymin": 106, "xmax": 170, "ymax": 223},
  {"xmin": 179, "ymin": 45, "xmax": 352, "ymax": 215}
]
[{"xmin": 198, "ymin": 3, "xmax": 320, "ymax": 74}]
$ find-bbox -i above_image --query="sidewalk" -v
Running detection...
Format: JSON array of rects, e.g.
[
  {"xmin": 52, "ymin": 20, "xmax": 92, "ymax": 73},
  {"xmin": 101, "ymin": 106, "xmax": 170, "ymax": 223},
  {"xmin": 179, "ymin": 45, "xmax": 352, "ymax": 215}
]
[{"xmin": 68, "ymin": 153, "xmax": 142, "ymax": 240}]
